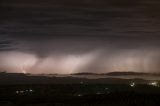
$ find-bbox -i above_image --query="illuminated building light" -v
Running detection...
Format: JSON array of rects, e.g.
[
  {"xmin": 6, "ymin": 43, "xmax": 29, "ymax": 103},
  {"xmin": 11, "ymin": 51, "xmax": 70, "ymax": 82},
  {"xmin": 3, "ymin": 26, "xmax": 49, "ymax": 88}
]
[
  {"xmin": 96, "ymin": 92, "xmax": 104, "ymax": 95},
  {"xmin": 148, "ymin": 81, "xmax": 159, "ymax": 87},
  {"xmin": 16, "ymin": 90, "xmax": 24, "ymax": 94},
  {"xmin": 77, "ymin": 94, "xmax": 82, "ymax": 97},
  {"xmin": 16, "ymin": 91, "xmax": 19, "ymax": 94},
  {"xmin": 29, "ymin": 89, "xmax": 33, "ymax": 92},
  {"xmin": 20, "ymin": 91, "xmax": 25, "ymax": 93},
  {"xmin": 80, "ymin": 81, "xmax": 84, "ymax": 84},
  {"xmin": 130, "ymin": 82, "xmax": 135, "ymax": 87},
  {"xmin": 105, "ymin": 88, "xmax": 109, "ymax": 90},
  {"xmin": 16, "ymin": 89, "xmax": 34, "ymax": 95}
]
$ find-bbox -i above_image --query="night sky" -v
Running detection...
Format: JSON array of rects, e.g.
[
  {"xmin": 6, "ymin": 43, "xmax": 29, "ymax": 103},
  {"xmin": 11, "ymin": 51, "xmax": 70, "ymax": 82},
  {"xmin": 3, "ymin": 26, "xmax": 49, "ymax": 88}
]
[{"xmin": 1, "ymin": 0, "xmax": 160, "ymax": 74}]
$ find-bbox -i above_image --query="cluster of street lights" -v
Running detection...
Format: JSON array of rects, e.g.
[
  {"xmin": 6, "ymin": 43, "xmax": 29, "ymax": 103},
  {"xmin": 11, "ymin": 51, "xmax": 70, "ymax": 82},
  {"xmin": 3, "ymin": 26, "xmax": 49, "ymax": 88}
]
[
  {"xmin": 16, "ymin": 89, "xmax": 34, "ymax": 95},
  {"xmin": 129, "ymin": 81, "xmax": 160, "ymax": 88}
]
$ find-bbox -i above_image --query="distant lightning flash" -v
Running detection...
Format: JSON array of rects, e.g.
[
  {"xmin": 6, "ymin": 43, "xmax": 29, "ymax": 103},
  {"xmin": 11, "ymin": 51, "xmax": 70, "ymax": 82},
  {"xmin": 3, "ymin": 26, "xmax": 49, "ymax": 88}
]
[
  {"xmin": 21, "ymin": 61, "xmax": 28, "ymax": 74},
  {"xmin": 21, "ymin": 66, "xmax": 27, "ymax": 74},
  {"xmin": 21, "ymin": 59, "xmax": 36, "ymax": 74}
]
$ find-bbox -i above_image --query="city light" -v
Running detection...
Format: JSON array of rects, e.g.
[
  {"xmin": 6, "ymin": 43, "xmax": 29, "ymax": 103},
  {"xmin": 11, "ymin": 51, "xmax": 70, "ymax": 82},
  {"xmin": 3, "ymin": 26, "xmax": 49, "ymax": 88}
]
[
  {"xmin": 105, "ymin": 88, "xmax": 109, "ymax": 90},
  {"xmin": 80, "ymin": 81, "xmax": 84, "ymax": 84},
  {"xmin": 77, "ymin": 94, "xmax": 82, "ymax": 97},
  {"xmin": 15, "ymin": 89, "xmax": 34, "ymax": 95},
  {"xmin": 96, "ymin": 92, "xmax": 104, "ymax": 95},
  {"xmin": 130, "ymin": 82, "xmax": 135, "ymax": 87},
  {"xmin": 148, "ymin": 81, "xmax": 159, "ymax": 87}
]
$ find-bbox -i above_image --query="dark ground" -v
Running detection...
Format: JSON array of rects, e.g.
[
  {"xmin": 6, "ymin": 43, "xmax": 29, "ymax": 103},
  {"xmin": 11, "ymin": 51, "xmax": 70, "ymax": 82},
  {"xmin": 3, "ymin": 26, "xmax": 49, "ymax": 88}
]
[{"xmin": 0, "ymin": 84, "xmax": 160, "ymax": 106}]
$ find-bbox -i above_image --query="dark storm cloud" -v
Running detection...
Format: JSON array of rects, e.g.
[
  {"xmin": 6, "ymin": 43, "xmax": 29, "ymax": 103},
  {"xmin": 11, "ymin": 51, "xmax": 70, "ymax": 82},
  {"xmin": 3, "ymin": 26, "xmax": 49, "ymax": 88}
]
[
  {"xmin": 1, "ymin": 0, "xmax": 160, "ymax": 74},
  {"xmin": 1, "ymin": 0, "xmax": 160, "ymax": 40}
]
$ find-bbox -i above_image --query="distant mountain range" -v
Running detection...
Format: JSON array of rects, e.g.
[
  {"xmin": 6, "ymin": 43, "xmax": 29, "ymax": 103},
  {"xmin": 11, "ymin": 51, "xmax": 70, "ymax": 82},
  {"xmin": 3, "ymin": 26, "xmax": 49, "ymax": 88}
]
[{"xmin": 0, "ymin": 72, "xmax": 157, "ymax": 84}]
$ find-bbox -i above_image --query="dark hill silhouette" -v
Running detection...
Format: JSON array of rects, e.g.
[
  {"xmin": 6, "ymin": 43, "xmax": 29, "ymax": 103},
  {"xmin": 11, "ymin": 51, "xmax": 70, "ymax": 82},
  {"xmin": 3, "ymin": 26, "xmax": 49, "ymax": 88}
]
[
  {"xmin": 71, "ymin": 72, "xmax": 99, "ymax": 75},
  {"xmin": 0, "ymin": 72, "xmax": 150, "ymax": 84},
  {"xmin": 105, "ymin": 72, "xmax": 160, "ymax": 76},
  {"xmin": 72, "ymin": 72, "xmax": 160, "ymax": 76}
]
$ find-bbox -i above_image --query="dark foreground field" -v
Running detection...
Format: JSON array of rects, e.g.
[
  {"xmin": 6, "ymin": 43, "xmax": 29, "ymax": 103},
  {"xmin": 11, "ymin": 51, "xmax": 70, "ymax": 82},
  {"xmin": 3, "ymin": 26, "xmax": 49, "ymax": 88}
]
[{"xmin": 0, "ymin": 84, "xmax": 160, "ymax": 106}]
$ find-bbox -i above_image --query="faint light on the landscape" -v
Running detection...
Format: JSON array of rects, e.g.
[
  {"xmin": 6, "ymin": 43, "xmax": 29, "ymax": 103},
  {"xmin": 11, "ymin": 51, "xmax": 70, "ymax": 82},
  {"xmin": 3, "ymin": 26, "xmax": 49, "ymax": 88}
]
[
  {"xmin": 20, "ymin": 91, "xmax": 25, "ymax": 93},
  {"xmin": 130, "ymin": 82, "xmax": 135, "ymax": 87},
  {"xmin": 77, "ymin": 94, "xmax": 83, "ymax": 97},
  {"xmin": 80, "ymin": 81, "xmax": 84, "ymax": 84},
  {"xmin": 16, "ymin": 89, "xmax": 34, "ymax": 95},
  {"xmin": 16, "ymin": 91, "xmax": 19, "ymax": 94},
  {"xmin": 96, "ymin": 92, "xmax": 104, "ymax": 95},
  {"xmin": 148, "ymin": 81, "xmax": 159, "ymax": 87},
  {"xmin": 105, "ymin": 88, "xmax": 109, "ymax": 90},
  {"xmin": 29, "ymin": 89, "xmax": 33, "ymax": 92},
  {"xmin": 16, "ymin": 90, "xmax": 25, "ymax": 94}
]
